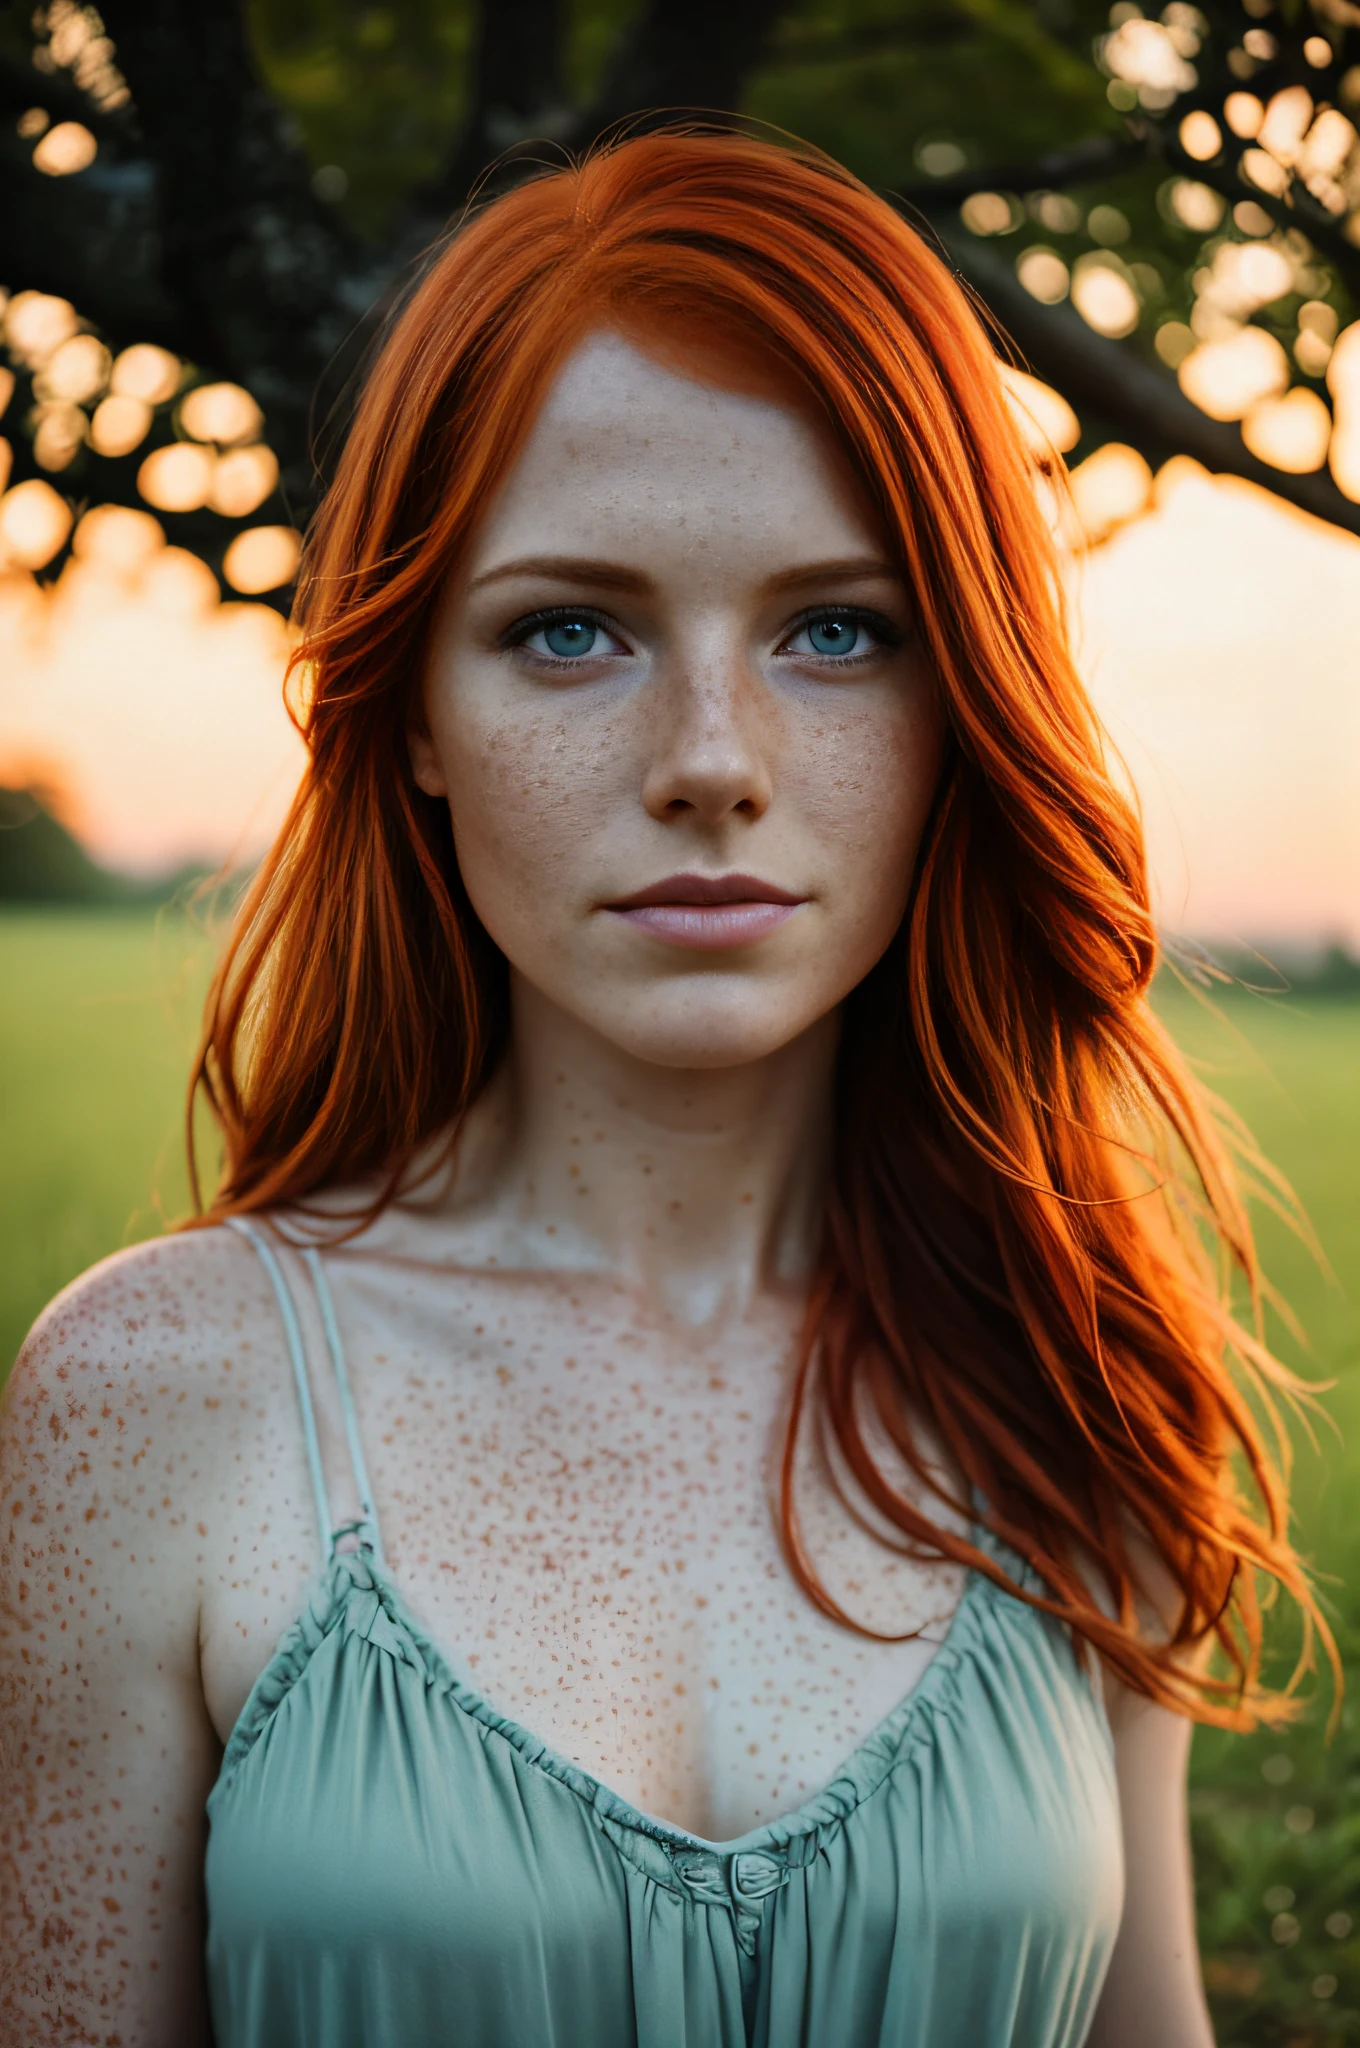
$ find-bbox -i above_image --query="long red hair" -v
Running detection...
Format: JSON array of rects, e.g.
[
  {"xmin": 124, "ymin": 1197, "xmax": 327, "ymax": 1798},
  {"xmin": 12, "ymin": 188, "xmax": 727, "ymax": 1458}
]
[{"xmin": 192, "ymin": 128, "xmax": 1327, "ymax": 1724}]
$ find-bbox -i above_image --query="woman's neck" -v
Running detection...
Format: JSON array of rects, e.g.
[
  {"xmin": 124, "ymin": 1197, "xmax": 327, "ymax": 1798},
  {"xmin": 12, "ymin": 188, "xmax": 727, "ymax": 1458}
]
[{"xmin": 438, "ymin": 970, "xmax": 839, "ymax": 1326}]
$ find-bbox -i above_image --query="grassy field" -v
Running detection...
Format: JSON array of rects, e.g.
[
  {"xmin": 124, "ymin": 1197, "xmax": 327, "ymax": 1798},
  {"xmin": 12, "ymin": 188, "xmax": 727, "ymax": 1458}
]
[{"xmin": 1, "ymin": 911, "xmax": 1357, "ymax": 2041}]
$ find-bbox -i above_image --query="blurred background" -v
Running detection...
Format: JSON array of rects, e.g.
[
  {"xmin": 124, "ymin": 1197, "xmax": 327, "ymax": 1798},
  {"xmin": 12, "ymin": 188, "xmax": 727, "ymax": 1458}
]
[{"xmin": 1, "ymin": 1, "xmax": 1358, "ymax": 2039}]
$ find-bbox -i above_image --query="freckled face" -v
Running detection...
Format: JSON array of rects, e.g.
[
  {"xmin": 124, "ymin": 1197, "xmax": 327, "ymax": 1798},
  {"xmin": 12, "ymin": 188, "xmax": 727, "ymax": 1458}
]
[{"xmin": 413, "ymin": 331, "xmax": 944, "ymax": 1070}]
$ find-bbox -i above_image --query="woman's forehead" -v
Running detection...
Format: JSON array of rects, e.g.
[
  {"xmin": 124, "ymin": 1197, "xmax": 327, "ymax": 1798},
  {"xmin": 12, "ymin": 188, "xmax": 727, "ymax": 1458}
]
[{"xmin": 462, "ymin": 330, "xmax": 884, "ymax": 570}]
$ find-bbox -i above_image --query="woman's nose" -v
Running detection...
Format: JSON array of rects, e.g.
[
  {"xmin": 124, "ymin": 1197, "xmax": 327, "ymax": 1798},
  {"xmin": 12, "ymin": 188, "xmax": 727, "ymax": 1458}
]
[{"xmin": 639, "ymin": 649, "xmax": 775, "ymax": 826}]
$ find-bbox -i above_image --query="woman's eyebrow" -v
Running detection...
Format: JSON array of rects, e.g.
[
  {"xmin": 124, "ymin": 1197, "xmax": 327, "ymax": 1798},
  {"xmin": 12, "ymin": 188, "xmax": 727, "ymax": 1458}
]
[
  {"xmin": 760, "ymin": 558, "xmax": 902, "ymax": 595},
  {"xmin": 467, "ymin": 555, "xmax": 653, "ymax": 594},
  {"xmin": 466, "ymin": 555, "xmax": 903, "ymax": 596}
]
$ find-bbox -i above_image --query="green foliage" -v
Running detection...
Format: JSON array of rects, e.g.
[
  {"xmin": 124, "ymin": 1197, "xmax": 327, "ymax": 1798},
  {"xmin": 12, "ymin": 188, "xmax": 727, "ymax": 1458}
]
[
  {"xmin": 246, "ymin": 0, "xmax": 1118, "ymax": 237},
  {"xmin": 748, "ymin": 0, "xmax": 1115, "ymax": 189},
  {"xmin": 246, "ymin": 0, "xmax": 475, "ymax": 236}
]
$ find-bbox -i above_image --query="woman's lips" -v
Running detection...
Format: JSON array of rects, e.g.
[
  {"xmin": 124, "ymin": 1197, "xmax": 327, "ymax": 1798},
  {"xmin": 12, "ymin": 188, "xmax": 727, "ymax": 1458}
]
[{"xmin": 604, "ymin": 872, "xmax": 807, "ymax": 950}]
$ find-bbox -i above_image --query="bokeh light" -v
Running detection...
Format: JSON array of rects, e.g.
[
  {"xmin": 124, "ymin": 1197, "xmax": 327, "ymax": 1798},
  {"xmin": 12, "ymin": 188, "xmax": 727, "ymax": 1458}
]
[
  {"xmin": 1223, "ymin": 92, "xmax": 1264, "ymax": 140},
  {"xmin": 960, "ymin": 191, "xmax": 1015, "ymax": 235},
  {"xmin": 4, "ymin": 292, "xmax": 78, "ymax": 368},
  {"xmin": 179, "ymin": 382, "xmax": 265, "ymax": 447},
  {"xmin": 1016, "ymin": 247, "xmax": 1070, "ymax": 304},
  {"xmin": 999, "ymin": 364, "xmax": 1080, "ymax": 459},
  {"xmin": 1326, "ymin": 320, "xmax": 1360, "ymax": 500},
  {"xmin": 1068, "ymin": 443, "xmax": 1154, "ymax": 543},
  {"xmin": 223, "ymin": 525, "xmax": 302, "ymax": 594},
  {"xmin": 71, "ymin": 504, "xmax": 166, "ymax": 577},
  {"xmin": 89, "ymin": 393, "xmax": 152, "ymax": 458},
  {"xmin": 1168, "ymin": 179, "xmax": 1225, "ymax": 232},
  {"xmin": 1178, "ymin": 111, "xmax": 1221, "ymax": 161},
  {"xmin": 110, "ymin": 344, "xmax": 181, "ymax": 406},
  {"xmin": 208, "ymin": 445, "xmax": 280, "ymax": 518},
  {"xmin": 31, "ymin": 120, "xmax": 96, "ymax": 177},
  {"xmin": 1257, "ymin": 86, "xmax": 1313, "ymax": 167},
  {"xmin": 1033, "ymin": 192, "xmax": 1081, "ymax": 233},
  {"xmin": 32, "ymin": 402, "xmax": 86, "ymax": 471},
  {"xmin": 1070, "ymin": 255, "xmax": 1140, "ymax": 338},
  {"xmin": 1178, "ymin": 328, "xmax": 1289, "ymax": 420},
  {"xmin": 1241, "ymin": 149, "xmax": 1289, "ymax": 198},
  {"xmin": 1240, "ymin": 387, "xmax": 1331, "ymax": 472},
  {"xmin": 137, "ymin": 442, "xmax": 215, "ymax": 513},
  {"xmin": 142, "ymin": 547, "xmax": 219, "ymax": 617},
  {"xmin": 0, "ymin": 478, "xmax": 73, "ymax": 569},
  {"xmin": 1155, "ymin": 320, "xmax": 1196, "ymax": 368},
  {"xmin": 42, "ymin": 333, "xmax": 110, "ymax": 405}
]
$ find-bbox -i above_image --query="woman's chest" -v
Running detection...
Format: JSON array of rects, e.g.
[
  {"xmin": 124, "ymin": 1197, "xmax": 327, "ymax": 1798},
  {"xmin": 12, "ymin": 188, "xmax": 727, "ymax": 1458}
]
[{"xmin": 201, "ymin": 1265, "xmax": 966, "ymax": 1838}]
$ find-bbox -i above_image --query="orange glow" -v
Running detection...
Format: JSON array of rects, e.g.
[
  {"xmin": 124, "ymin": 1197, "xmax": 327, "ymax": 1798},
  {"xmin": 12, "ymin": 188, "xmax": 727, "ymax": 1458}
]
[
  {"xmin": 0, "ymin": 366, "xmax": 13, "ymax": 419},
  {"xmin": 1178, "ymin": 327, "xmax": 1289, "ymax": 420},
  {"xmin": 1326, "ymin": 320, "xmax": 1360, "ymax": 500},
  {"xmin": 142, "ymin": 547, "xmax": 220, "ymax": 617},
  {"xmin": 1179, "ymin": 111, "xmax": 1221, "ymax": 161},
  {"xmin": 89, "ymin": 393, "xmax": 152, "ymax": 457},
  {"xmin": 42, "ymin": 333, "xmax": 110, "ymax": 404},
  {"xmin": 1257, "ymin": 86, "xmax": 1313, "ymax": 166},
  {"xmin": 31, "ymin": 119, "xmax": 97, "ymax": 176},
  {"xmin": 110, "ymin": 343, "xmax": 180, "ymax": 406},
  {"xmin": 72, "ymin": 504, "xmax": 166, "ymax": 576},
  {"xmin": 0, "ymin": 439, "xmax": 11, "ymax": 497},
  {"xmin": 1240, "ymin": 387, "xmax": 1331, "ymax": 472},
  {"xmin": 998, "ymin": 364, "xmax": 1080, "ymax": 458},
  {"xmin": 32, "ymin": 402, "xmax": 86, "ymax": 471},
  {"xmin": 1223, "ymin": 92, "xmax": 1264, "ymax": 139},
  {"xmin": 0, "ymin": 479, "xmax": 73, "ymax": 569},
  {"xmin": 1069, "ymin": 442, "xmax": 1153, "ymax": 542},
  {"xmin": 223, "ymin": 525, "xmax": 301, "ymax": 593},
  {"xmin": 960, "ymin": 191, "xmax": 1014, "ymax": 235},
  {"xmin": 137, "ymin": 441, "xmax": 214, "ymax": 513},
  {"xmin": 3, "ymin": 291, "xmax": 78, "ymax": 367},
  {"xmin": 1015, "ymin": 247, "xmax": 1070, "ymax": 305},
  {"xmin": 208, "ymin": 444, "xmax": 280, "ymax": 518},
  {"xmin": 1241, "ymin": 148, "xmax": 1289, "ymax": 197},
  {"xmin": 1070, "ymin": 256, "xmax": 1139, "ymax": 338},
  {"xmin": 1168, "ymin": 179, "xmax": 1224, "ymax": 231},
  {"xmin": 179, "ymin": 381, "xmax": 265, "ymax": 447}
]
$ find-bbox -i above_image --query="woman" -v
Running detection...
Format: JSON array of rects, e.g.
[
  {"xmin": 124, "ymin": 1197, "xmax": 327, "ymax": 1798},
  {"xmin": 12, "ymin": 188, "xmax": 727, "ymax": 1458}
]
[{"xmin": 0, "ymin": 131, "xmax": 1322, "ymax": 2048}]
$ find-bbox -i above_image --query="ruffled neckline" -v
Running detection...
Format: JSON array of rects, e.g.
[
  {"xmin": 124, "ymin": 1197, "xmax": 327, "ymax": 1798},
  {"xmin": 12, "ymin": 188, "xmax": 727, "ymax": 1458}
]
[{"xmin": 210, "ymin": 1542, "xmax": 1019, "ymax": 1860}]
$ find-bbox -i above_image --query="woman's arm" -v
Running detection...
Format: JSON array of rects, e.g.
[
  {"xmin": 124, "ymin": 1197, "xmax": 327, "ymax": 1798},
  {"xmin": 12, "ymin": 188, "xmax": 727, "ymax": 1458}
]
[
  {"xmin": 0, "ymin": 1256, "xmax": 222, "ymax": 2046},
  {"xmin": 1086, "ymin": 1682, "xmax": 1215, "ymax": 2048}
]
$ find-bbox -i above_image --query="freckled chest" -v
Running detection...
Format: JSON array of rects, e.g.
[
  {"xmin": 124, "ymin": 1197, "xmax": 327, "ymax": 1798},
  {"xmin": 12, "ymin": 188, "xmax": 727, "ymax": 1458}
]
[{"xmin": 206, "ymin": 1263, "xmax": 963, "ymax": 1841}]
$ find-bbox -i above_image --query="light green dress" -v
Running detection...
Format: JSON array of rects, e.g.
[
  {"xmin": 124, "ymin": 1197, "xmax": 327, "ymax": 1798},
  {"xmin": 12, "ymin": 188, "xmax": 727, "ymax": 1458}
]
[{"xmin": 205, "ymin": 1220, "xmax": 1123, "ymax": 2047}]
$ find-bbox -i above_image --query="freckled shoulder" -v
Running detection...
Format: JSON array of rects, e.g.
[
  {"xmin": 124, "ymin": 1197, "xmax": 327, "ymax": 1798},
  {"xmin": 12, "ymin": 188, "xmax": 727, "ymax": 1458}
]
[
  {"xmin": 0, "ymin": 1227, "xmax": 311, "ymax": 1585},
  {"xmin": 0, "ymin": 1226, "xmax": 303, "ymax": 2044}
]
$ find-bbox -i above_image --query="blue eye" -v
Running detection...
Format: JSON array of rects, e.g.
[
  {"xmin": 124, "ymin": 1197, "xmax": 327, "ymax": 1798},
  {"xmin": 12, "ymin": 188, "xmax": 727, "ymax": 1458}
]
[
  {"xmin": 541, "ymin": 617, "xmax": 598, "ymax": 658},
  {"xmin": 806, "ymin": 616, "xmax": 862, "ymax": 656}
]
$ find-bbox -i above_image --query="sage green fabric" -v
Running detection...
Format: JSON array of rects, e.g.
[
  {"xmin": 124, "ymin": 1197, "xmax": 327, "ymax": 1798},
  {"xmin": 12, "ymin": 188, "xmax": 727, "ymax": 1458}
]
[{"xmin": 204, "ymin": 1232, "xmax": 1123, "ymax": 2047}]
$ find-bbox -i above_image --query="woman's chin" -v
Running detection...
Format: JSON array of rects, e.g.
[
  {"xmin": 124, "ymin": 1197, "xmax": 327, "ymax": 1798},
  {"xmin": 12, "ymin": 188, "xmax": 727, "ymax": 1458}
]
[{"xmin": 566, "ymin": 990, "xmax": 838, "ymax": 1073}]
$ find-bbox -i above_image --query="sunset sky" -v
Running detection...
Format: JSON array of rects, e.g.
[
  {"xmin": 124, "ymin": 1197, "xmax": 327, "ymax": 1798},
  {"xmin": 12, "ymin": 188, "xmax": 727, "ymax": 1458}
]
[{"xmin": 2, "ymin": 454, "xmax": 1357, "ymax": 950}]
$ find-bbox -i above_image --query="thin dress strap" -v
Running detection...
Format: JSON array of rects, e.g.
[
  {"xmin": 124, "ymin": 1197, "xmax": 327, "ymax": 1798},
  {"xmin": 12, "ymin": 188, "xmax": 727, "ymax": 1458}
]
[
  {"xmin": 301, "ymin": 1246, "xmax": 386, "ymax": 1567},
  {"xmin": 226, "ymin": 1215, "xmax": 332, "ymax": 1569}
]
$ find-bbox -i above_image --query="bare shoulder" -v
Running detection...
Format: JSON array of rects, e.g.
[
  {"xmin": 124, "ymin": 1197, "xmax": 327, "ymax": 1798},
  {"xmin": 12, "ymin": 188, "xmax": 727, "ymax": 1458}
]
[
  {"xmin": 0, "ymin": 1229, "xmax": 281, "ymax": 2045},
  {"xmin": 0, "ymin": 1225, "xmax": 299, "ymax": 1601},
  {"xmin": 5, "ymin": 1224, "xmax": 286, "ymax": 1446}
]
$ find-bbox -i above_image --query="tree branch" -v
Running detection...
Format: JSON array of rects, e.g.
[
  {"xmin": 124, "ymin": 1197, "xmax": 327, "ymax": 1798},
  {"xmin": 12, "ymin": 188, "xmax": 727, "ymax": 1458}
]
[
  {"xmin": 929, "ymin": 223, "xmax": 1360, "ymax": 537},
  {"xmin": 422, "ymin": 0, "xmax": 569, "ymax": 215},
  {"xmin": 95, "ymin": 0, "xmax": 371, "ymax": 498},
  {"xmin": 574, "ymin": 0, "xmax": 788, "ymax": 138}
]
